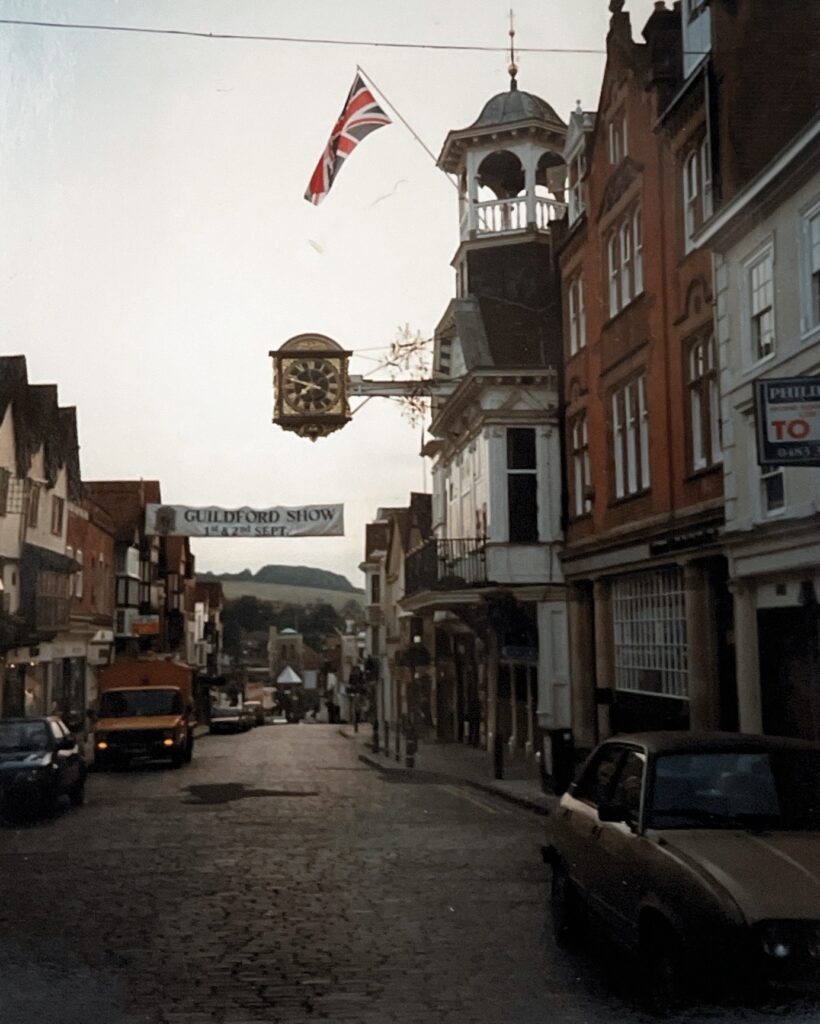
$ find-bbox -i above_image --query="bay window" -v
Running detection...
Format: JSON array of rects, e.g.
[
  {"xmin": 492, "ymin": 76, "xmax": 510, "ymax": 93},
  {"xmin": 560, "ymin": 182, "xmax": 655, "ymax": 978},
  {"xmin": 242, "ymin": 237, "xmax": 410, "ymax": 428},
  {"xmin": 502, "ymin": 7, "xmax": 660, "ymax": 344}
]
[{"xmin": 506, "ymin": 428, "xmax": 538, "ymax": 543}]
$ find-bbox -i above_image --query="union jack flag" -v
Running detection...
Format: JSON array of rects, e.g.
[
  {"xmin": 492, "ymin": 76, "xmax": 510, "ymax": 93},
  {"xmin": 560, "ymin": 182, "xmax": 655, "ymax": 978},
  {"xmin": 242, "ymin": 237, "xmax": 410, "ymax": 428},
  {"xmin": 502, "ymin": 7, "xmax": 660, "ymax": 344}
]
[{"xmin": 304, "ymin": 73, "xmax": 392, "ymax": 205}]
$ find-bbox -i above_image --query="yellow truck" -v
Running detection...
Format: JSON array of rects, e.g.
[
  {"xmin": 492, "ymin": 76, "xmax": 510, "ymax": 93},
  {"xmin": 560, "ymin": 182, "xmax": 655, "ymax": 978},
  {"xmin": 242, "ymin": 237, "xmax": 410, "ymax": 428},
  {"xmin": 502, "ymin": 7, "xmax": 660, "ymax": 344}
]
[{"xmin": 93, "ymin": 660, "xmax": 196, "ymax": 769}]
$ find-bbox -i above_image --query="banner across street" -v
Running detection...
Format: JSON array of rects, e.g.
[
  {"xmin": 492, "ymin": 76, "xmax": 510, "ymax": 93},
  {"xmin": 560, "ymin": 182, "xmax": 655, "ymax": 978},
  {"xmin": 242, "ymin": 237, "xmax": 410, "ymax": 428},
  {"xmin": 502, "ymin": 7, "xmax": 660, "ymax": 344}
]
[{"xmin": 145, "ymin": 503, "xmax": 344, "ymax": 538}]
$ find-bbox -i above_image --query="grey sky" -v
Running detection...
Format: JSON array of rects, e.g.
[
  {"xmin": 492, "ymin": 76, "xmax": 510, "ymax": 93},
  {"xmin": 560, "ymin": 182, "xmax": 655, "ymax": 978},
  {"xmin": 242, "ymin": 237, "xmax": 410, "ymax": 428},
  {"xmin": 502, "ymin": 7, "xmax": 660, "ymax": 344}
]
[{"xmin": 0, "ymin": 0, "xmax": 659, "ymax": 584}]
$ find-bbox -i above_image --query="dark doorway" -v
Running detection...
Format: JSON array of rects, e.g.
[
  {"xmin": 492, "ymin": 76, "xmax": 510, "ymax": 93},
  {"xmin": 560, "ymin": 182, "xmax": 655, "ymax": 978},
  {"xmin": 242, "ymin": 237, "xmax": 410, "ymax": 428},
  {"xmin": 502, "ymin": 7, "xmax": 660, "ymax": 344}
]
[{"xmin": 759, "ymin": 605, "xmax": 820, "ymax": 740}]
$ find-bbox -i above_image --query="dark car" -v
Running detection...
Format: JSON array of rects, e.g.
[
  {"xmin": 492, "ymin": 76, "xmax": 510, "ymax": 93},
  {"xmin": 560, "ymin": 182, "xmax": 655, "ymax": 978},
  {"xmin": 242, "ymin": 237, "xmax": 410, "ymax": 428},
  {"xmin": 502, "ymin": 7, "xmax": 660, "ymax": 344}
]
[
  {"xmin": 544, "ymin": 731, "xmax": 820, "ymax": 1009},
  {"xmin": 0, "ymin": 717, "xmax": 86, "ymax": 820},
  {"xmin": 209, "ymin": 707, "xmax": 246, "ymax": 734}
]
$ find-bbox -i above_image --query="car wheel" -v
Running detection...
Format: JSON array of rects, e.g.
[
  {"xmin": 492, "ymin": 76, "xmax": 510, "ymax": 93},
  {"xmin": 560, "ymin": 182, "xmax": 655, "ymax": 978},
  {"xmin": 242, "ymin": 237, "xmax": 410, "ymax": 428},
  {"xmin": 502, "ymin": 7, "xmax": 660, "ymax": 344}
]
[
  {"xmin": 640, "ymin": 923, "xmax": 686, "ymax": 1015},
  {"xmin": 550, "ymin": 861, "xmax": 584, "ymax": 950},
  {"xmin": 171, "ymin": 748, "xmax": 184, "ymax": 769},
  {"xmin": 68, "ymin": 779, "xmax": 85, "ymax": 807}
]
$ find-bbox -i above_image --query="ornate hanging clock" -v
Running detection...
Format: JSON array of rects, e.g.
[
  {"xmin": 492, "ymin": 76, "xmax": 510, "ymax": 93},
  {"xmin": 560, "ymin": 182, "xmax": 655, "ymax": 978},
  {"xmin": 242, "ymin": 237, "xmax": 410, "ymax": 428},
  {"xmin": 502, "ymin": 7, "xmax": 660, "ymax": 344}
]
[{"xmin": 271, "ymin": 334, "xmax": 351, "ymax": 440}]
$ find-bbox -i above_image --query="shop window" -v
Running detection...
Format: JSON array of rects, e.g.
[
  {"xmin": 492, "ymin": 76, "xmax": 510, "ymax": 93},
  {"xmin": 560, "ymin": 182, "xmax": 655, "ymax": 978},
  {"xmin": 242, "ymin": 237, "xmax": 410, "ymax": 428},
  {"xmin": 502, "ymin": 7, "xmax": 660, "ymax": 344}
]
[{"xmin": 612, "ymin": 568, "xmax": 688, "ymax": 698}]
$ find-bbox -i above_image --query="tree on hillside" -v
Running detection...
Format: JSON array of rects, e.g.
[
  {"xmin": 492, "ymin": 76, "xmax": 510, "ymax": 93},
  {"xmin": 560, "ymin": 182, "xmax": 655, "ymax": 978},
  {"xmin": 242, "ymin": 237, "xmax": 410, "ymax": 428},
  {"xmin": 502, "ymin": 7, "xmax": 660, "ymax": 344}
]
[{"xmin": 302, "ymin": 603, "xmax": 345, "ymax": 653}]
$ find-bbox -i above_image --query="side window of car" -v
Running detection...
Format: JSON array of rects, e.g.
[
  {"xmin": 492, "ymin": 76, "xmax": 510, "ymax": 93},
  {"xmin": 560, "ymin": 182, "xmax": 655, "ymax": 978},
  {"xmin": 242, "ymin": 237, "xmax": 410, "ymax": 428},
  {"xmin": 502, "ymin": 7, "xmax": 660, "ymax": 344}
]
[
  {"xmin": 610, "ymin": 749, "xmax": 646, "ymax": 821},
  {"xmin": 574, "ymin": 746, "xmax": 625, "ymax": 807}
]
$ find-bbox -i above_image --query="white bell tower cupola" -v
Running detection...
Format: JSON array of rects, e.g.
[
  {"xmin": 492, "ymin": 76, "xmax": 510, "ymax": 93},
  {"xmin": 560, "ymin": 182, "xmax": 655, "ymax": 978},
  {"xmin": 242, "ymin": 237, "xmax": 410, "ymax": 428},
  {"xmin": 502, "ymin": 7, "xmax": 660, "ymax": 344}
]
[{"xmin": 438, "ymin": 66, "xmax": 568, "ymax": 298}]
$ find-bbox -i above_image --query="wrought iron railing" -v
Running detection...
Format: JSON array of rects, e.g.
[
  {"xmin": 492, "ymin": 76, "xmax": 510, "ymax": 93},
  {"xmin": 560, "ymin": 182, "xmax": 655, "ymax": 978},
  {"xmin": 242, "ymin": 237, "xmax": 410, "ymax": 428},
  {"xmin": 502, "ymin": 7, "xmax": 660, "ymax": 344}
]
[{"xmin": 404, "ymin": 538, "xmax": 488, "ymax": 595}]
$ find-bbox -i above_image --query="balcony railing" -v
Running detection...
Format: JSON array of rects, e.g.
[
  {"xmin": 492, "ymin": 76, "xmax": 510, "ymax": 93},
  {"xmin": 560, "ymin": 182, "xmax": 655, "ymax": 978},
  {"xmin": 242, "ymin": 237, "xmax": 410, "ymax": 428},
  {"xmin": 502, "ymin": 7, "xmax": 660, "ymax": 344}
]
[
  {"xmin": 474, "ymin": 196, "xmax": 567, "ymax": 237},
  {"xmin": 404, "ymin": 538, "xmax": 488, "ymax": 596}
]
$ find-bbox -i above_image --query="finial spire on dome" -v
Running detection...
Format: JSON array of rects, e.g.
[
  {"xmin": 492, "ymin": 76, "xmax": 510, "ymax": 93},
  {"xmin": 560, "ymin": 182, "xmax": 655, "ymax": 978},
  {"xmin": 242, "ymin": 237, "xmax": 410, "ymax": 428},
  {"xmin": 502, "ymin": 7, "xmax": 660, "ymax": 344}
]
[{"xmin": 508, "ymin": 9, "xmax": 518, "ymax": 91}]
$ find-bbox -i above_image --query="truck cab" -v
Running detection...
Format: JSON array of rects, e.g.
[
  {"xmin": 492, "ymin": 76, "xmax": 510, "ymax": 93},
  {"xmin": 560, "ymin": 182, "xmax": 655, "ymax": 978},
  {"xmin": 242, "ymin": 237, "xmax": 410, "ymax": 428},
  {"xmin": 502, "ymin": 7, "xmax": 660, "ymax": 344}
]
[{"xmin": 94, "ymin": 661, "xmax": 195, "ymax": 769}]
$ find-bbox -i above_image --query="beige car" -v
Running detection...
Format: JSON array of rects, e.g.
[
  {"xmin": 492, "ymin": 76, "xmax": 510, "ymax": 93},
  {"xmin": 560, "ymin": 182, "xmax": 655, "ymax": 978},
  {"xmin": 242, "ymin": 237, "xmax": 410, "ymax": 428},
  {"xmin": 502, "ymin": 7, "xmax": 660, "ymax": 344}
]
[{"xmin": 544, "ymin": 731, "xmax": 820, "ymax": 1009}]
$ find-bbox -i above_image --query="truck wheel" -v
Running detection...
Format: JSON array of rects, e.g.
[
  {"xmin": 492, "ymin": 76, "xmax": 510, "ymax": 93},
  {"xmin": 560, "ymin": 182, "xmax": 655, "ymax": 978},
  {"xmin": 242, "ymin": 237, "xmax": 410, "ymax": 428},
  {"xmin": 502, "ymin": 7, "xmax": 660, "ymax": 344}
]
[
  {"xmin": 171, "ymin": 748, "xmax": 184, "ymax": 769},
  {"xmin": 184, "ymin": 734, "xmax": 194, "ymax": 763}
]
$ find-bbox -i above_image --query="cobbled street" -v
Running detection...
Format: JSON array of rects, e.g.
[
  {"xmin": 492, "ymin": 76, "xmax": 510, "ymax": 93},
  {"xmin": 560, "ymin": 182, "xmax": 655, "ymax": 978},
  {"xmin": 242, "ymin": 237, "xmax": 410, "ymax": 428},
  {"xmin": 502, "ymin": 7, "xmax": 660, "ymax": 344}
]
[{"xmin": 1, "ymin": 725, "xmax": 819, "ymax": 1024}]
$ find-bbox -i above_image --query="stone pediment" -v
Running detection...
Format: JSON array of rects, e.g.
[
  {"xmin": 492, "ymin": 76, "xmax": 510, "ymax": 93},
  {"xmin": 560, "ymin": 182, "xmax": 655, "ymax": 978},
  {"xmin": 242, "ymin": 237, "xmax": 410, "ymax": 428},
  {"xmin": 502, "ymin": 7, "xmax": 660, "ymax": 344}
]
[{"xmin": 597, "ymin": 155, "xmax": 645, "ymax": 219}]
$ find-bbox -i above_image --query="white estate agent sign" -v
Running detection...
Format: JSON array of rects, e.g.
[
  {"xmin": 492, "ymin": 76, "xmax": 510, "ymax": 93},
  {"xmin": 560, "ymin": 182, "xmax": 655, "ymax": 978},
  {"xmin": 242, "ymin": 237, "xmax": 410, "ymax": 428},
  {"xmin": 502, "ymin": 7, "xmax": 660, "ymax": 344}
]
[
  {"xmin": 755, "ymin": 376, "xmax": 820, "ymax": 467},
  {"xmin": 145, "ymin": 503, "xmax": 344, "ymax": 538}
]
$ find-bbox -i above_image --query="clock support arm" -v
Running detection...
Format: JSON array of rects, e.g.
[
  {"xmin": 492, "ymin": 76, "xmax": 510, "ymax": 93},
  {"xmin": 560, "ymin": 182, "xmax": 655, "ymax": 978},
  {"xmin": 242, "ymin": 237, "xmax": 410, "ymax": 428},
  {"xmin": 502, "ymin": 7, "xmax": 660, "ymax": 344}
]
[{"xmin": 348, "ymin": 375, "xmax": 461, "ymax": 399}]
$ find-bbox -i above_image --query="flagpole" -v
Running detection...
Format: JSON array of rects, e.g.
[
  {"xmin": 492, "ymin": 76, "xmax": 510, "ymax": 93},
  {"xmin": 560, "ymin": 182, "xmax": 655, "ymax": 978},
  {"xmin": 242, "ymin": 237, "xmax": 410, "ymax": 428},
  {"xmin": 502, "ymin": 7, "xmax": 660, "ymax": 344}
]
[{"xmin": 357, "ymin": 65, "xmax": 459, "ymax": 190}]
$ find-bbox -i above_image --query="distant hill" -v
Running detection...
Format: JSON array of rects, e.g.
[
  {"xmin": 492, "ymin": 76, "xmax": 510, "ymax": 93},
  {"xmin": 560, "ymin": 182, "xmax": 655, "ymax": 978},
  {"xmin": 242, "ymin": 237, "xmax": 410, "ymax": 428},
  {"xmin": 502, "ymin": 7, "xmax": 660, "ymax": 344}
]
[
  {"xmin": 200, "ymin": 564, "xmax": 362, "ymax": 594},
  {"xmin": 218, "ymin": 580, "xmax": 363, "ymax": 614}
]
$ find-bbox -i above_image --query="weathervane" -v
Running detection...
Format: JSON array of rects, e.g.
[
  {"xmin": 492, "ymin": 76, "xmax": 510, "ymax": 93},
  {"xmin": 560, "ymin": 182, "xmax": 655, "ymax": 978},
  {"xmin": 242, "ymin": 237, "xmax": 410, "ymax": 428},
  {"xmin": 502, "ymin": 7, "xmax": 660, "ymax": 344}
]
[{"xmin": 508, "ymin": 9, "xmax": 518, "ymax": 90}]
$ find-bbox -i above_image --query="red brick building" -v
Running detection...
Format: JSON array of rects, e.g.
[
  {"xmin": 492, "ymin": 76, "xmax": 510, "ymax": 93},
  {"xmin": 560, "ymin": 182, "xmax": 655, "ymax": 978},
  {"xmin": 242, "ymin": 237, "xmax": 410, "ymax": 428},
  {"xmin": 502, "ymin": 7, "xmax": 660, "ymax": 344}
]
[
  {"xmin": 558, "ymin": 2, "xmax": 731, "ymax": 748},
  {"xmin": 62, "ymin": 498, "xmax": 116, "ymax": 726}
]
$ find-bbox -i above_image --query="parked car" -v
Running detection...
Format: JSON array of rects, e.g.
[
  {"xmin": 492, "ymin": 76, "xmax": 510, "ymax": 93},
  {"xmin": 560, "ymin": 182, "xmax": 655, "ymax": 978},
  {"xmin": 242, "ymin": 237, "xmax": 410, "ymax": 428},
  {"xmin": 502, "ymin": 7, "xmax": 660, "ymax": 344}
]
[
  {"xmin": 0, "ymin": 717, "xmax": 86, "ymax": 820},
  {"xmin": 243, "ymin": 701, "xmax": 265, "ymax": 726},
  {"xmin": 209, "ymin": 707, "xmax": 246, "ymax": 734},
  {"xmin": 544, "ymin": 731, "xmax": 820, "ymax": 1009}
]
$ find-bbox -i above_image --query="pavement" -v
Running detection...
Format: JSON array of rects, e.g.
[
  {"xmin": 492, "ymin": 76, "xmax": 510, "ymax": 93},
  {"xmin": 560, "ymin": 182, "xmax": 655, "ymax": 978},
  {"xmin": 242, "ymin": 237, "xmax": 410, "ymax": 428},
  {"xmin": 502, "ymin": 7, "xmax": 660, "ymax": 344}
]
[{"xmin": 339, "ymin": 723, "xmax": 557, "ymax": 816}]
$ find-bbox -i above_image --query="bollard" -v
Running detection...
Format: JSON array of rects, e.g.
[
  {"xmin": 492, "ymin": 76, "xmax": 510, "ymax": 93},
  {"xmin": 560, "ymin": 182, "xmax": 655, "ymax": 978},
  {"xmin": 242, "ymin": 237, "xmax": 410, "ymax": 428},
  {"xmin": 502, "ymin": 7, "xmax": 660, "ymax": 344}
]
[
  {"xmin": 372, "ymin": 719, "xmax": 380, "ymax": 754},
  {"xmin": 383, "ymin": 722, "xmax": 390, "ymax": 758},
  {"xmin": 405, "ymin": 723, "xmax": 417, "ymax": 769},
  {"xmin": 494, "ymin": 732, "xmax": 504, "ymax": 780}
]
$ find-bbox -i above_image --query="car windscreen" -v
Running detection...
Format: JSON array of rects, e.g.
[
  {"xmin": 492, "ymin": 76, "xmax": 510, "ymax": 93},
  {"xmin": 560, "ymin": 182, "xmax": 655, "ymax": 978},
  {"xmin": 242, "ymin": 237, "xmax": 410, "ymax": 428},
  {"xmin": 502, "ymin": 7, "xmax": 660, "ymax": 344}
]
[
  {"xmin": 213, "ymin": 707, "xmax": 240, "ymax": 717},
  {"xmin": 649, "ymin": 749, "xmax": 820, "ymax": 831},
  {"xmin": 99, "ymin": 689, "xmax": 182, "ymax": 718},
  {"xmin": 0, "ymin": 721, "xmax": 50, "ymax": 752}
]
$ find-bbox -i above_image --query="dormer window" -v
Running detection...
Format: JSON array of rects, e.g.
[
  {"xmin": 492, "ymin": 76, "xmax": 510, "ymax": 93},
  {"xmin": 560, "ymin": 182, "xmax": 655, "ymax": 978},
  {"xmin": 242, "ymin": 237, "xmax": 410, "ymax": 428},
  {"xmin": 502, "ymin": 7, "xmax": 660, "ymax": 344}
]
[{"xmin": 608, "ymin": 112, "xmax": 628, "ymax": 165}]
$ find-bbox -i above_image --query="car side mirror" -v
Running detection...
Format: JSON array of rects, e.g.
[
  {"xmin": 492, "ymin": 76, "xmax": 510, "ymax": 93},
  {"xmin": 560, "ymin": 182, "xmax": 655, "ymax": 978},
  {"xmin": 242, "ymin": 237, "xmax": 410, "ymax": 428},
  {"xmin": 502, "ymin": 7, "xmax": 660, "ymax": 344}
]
[
  {"xmin": 58, "ymin": 736, "xmax": 76, "ymax": 751},
  {"xmin": 598, "ymin": 802, "xmax": 630, "ymax": 824}
]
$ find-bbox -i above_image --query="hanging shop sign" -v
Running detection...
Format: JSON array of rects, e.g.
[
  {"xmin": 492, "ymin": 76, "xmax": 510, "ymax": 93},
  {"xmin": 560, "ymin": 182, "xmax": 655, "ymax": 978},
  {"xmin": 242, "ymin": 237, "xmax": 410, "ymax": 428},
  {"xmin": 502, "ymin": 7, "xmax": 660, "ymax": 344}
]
[
  {"xmin": 145, "ymin": 503, "xmax": 344, "ymax": 538},
  {"xmin": 755, "ymin": 376, "xmax": 820, "ymax": 466}
]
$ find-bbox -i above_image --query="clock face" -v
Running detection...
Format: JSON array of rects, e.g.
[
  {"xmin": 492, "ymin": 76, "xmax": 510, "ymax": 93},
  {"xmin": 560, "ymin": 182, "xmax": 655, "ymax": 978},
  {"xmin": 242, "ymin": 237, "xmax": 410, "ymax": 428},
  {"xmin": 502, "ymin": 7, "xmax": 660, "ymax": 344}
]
[{"xmin": 281, "ymin": 357, "xmax": 343, "ymax": 415}]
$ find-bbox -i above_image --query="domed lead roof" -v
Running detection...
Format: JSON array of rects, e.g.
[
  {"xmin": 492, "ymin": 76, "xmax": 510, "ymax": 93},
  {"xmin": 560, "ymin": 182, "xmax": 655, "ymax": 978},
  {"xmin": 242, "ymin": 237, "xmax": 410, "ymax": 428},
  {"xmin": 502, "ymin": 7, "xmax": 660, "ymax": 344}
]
[{"xmin": 470, "ymin": 87, "xmax": 565, "ymax": 131}]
